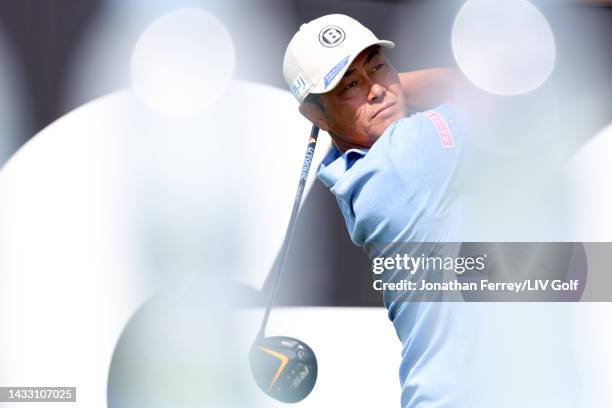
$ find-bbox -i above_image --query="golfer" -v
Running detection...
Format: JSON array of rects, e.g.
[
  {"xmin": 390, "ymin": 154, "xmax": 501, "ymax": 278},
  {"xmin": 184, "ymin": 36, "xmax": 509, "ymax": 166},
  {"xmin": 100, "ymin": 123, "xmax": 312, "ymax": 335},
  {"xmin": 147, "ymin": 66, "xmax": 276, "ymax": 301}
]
[{"xmin": 283, "ymin": 14, "xmax": 469, "ymax": 407}]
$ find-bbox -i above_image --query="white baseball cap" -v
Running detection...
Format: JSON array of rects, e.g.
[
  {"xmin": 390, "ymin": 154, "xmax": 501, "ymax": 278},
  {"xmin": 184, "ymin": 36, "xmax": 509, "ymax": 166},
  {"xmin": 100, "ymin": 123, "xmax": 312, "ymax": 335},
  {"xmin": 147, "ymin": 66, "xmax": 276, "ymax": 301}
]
[{"xmin": 283, "ymin": 14, "xmax": 394, "ymax": 103}]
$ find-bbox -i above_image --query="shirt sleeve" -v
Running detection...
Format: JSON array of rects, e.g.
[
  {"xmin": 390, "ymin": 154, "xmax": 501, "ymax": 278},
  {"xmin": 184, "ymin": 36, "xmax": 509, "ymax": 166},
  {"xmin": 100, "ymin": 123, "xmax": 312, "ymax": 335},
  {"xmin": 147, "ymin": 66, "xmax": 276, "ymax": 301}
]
[{"xmin": 385, "ymin": 103, "xmax": 465, "ymax": 195}]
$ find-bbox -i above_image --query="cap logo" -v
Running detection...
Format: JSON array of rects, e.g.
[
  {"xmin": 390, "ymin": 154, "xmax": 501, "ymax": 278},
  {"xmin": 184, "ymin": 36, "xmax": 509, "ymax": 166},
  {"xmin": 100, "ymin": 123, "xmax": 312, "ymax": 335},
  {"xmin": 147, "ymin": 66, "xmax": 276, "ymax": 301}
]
[
  {"xmin": 319, "ymin": 25, "xmax": 345, "ymax": 48},
  {"xmin": 291, "ymin": 73, "xmax": 311, "ymax": 101}
]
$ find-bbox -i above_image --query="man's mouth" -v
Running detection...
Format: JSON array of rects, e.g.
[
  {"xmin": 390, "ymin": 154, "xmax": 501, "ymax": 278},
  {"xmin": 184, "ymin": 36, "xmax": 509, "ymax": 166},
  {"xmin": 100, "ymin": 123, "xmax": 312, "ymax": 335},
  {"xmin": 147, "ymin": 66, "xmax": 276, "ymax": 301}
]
[{"xmin": 372, "ymin": 102, "xmax": 396, "ymax": 119}]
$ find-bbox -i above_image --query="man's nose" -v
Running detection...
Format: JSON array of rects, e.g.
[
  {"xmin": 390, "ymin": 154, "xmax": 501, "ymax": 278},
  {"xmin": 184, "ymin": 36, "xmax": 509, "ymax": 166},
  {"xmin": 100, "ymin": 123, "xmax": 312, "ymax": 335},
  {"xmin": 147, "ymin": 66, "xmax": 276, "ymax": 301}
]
[{"xmin": 367, "ymin": 82, "xmax": 385, "ymax": 103}]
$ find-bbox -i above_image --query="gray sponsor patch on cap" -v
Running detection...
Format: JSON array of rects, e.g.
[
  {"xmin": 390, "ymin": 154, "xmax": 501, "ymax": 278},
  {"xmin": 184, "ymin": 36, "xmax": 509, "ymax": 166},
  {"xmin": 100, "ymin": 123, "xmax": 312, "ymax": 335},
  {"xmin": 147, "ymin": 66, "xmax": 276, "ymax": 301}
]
[{"xmin": 319, "ymin": 25, "xmax": 345, "ymax": 48}]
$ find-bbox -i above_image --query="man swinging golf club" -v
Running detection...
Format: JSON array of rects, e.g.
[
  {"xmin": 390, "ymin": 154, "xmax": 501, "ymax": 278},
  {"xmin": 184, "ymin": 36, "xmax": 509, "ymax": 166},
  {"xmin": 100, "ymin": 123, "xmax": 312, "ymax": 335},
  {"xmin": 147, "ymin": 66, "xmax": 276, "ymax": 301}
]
[{"xmin": 282, "ymin": 13, "xmax": 468, "ymax": 407}]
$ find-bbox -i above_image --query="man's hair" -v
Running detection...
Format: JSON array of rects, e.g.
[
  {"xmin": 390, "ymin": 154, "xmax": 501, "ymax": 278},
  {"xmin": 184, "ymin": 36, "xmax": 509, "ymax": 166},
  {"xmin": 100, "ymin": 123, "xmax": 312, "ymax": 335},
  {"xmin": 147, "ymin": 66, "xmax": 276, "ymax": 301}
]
[{"xmin": 304, "ymin": 93, "xmax": 325, "ymax": 112}]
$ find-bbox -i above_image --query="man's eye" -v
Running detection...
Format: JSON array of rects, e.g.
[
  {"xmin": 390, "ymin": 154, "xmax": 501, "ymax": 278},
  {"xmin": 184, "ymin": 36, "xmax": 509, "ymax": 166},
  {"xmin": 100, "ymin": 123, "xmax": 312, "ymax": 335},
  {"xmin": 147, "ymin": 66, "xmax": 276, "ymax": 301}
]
[
  {"xmin": 372, "ymin": 63, "xmax": 385, "ymax": 72},
  {"xmin": 344, "ymin": 80, "xmax": 358, "ymax": 90}
]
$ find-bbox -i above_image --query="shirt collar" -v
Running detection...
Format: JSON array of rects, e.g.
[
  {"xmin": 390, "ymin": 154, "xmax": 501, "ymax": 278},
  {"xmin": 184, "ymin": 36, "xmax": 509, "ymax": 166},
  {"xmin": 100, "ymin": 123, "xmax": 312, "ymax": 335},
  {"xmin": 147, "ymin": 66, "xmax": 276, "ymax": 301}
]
[{"xmin": 316, "ymin": 144, "xmax": 368, "ymax": 188}]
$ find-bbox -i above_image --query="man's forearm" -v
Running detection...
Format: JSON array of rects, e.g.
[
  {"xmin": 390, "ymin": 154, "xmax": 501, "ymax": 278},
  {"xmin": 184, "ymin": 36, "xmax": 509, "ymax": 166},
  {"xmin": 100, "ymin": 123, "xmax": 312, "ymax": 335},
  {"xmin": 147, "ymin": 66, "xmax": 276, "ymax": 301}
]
[{"xmin": 399, "ymin": 68, "xmax": 463, "ymax": 112}]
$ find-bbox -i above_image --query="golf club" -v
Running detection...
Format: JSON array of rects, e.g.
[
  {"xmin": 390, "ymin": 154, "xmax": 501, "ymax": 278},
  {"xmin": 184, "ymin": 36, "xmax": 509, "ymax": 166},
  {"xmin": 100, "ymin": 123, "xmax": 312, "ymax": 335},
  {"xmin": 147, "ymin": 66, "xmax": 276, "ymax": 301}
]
[{"xmin": 249, "ymin": 125, "xmax": 319, "ymax": 403}]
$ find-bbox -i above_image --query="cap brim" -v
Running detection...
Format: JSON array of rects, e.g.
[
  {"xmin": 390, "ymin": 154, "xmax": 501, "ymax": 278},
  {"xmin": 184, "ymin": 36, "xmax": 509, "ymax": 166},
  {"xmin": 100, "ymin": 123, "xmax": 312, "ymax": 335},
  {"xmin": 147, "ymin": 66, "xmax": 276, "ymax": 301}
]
[{"xmin": 308, "ymin": 40, "xmax": 395, "ymax": 96}]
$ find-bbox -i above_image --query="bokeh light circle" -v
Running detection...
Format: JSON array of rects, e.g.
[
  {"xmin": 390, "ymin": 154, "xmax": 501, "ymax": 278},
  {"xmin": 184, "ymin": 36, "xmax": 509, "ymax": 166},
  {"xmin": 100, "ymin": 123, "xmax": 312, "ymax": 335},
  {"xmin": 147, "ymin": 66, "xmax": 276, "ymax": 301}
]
[
  {"xmin": 130, "ymin": 8, "xmax": 234, "ymax": 116},
  {"xmin": 452, "ymin": 0, "xmax": 556, "ymax": 96},
  {"xmin": 565, "ymin": 123, "xmax": 612, "ymax": 241}
]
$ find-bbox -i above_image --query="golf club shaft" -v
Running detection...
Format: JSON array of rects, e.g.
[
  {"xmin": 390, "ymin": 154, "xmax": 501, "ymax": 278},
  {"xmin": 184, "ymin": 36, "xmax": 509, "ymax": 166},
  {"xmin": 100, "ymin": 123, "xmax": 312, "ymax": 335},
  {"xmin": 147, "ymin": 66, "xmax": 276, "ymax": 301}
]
[{"xmin": 258, "ymin": 125, "xmax": 320, "ymax": 337}]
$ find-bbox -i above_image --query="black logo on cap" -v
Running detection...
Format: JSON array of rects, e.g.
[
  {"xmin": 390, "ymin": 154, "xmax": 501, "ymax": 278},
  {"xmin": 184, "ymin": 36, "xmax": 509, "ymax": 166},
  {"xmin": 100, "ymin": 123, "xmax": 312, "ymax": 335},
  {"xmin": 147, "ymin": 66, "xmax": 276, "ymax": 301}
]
[{"xmin": 319, "ymin": 26, "xmax": 345, "ymax": 48}]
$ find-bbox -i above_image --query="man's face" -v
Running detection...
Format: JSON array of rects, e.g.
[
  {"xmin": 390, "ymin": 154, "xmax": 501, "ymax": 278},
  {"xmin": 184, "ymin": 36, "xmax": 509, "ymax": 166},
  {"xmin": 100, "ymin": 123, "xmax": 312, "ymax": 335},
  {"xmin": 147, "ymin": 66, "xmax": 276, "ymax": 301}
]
[{"xmin": 307, "ymin": 46, "xmax": 407, "ymax": 151}]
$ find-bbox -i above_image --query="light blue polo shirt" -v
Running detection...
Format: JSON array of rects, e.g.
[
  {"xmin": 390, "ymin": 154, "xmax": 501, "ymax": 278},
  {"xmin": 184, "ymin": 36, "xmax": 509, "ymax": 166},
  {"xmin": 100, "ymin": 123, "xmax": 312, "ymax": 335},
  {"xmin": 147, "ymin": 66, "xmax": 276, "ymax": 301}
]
[
  {"xmin": 316, "ymin": 104, "xmax": 581, "ymax": 407},
  {"xmin": 317, "ymin": 104, "xmax": 465, "ymax": 250},
  {"xmin": 317, "ymin": 104, "xmax": 469, "ymax": 407}
]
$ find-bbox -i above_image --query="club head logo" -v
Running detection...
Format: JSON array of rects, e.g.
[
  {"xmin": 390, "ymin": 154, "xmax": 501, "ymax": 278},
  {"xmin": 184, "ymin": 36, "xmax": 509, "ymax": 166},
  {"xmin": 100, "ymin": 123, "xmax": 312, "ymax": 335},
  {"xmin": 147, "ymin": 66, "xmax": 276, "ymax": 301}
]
[{"xmin": 319, "ymin": 25, "xmax": 345, "ymax": 48}]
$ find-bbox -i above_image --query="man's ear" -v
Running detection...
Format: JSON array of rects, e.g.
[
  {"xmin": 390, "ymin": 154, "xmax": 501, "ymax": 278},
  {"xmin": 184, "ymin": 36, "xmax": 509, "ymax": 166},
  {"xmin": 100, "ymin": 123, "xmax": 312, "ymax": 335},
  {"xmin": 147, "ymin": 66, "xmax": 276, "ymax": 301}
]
[{"xmin": 299, "ymin": 101, "xmax": 331, "ymax": 132}]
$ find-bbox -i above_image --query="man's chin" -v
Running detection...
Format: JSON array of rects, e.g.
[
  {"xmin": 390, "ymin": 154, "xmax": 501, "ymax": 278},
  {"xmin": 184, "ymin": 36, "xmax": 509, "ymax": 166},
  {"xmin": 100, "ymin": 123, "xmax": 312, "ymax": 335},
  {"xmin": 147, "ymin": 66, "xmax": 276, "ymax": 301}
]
[{"xmin": 375, "ymin": 114, "xmax": 405, "ymax": 135}]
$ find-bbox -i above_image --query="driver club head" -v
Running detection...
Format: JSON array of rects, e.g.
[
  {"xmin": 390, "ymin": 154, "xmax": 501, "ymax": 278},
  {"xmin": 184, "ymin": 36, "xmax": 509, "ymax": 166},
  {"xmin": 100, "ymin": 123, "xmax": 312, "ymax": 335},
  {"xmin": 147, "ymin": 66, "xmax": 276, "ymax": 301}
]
[{"xmin": 249, "ymin": 336, "xmax": 318, "ymax": 403}]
